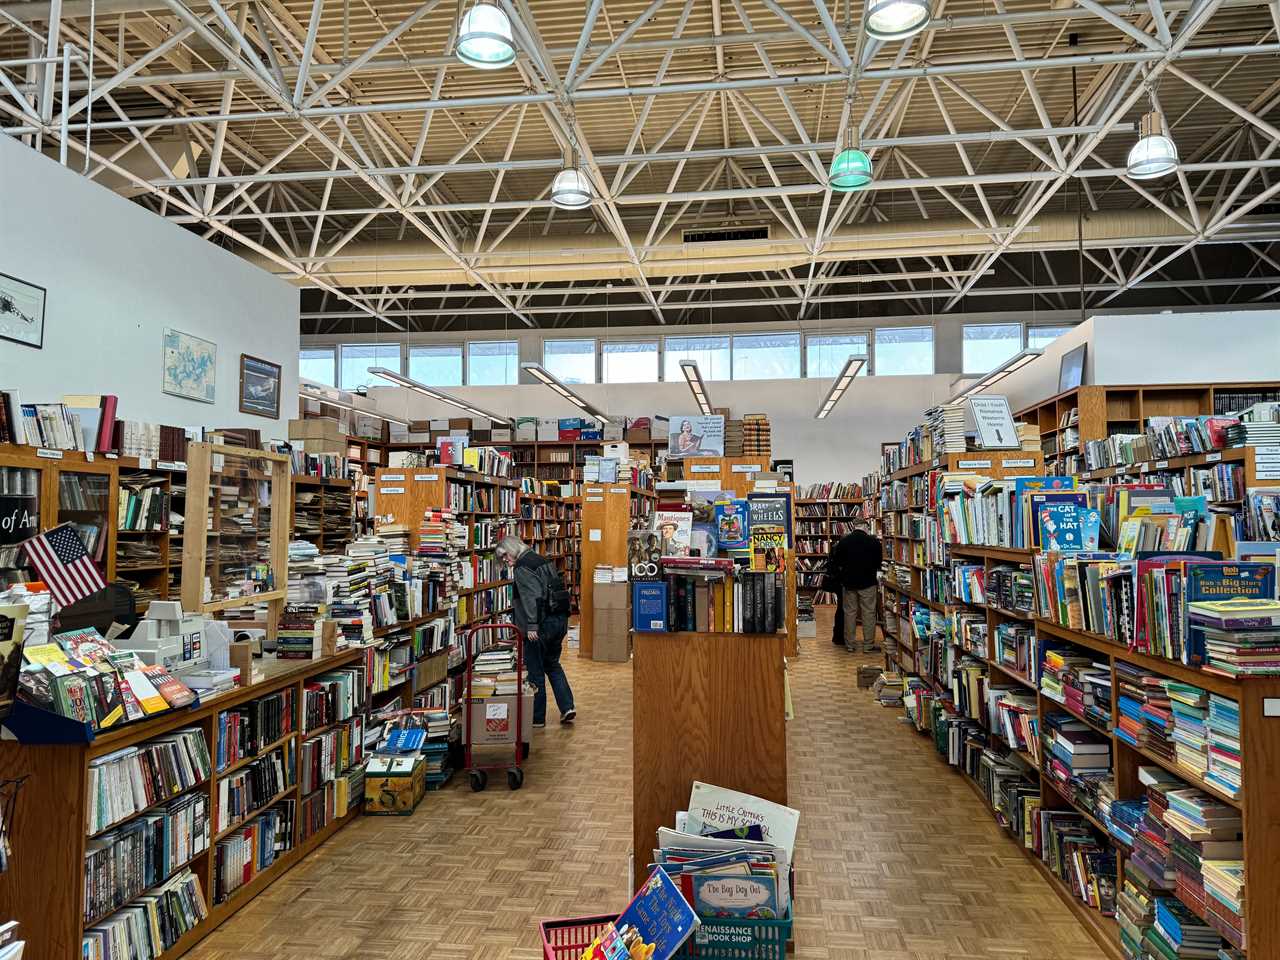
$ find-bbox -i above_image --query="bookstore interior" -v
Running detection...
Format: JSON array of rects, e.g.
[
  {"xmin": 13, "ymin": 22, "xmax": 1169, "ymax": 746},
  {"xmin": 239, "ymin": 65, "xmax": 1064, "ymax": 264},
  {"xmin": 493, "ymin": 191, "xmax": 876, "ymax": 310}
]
[{"xmin": 4, "ymin": 3, "xmax": 1280, "ymax": 959}]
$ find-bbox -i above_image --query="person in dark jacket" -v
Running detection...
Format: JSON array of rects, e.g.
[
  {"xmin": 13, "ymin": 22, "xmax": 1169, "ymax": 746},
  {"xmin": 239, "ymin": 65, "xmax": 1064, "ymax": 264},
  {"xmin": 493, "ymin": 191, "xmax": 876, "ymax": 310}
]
[
  {"xmin": 498, "ymin": 535, "xmax": 575, "ymax": 727},
  {"xmin": 828, "ymin": 524, "xmax": 883, "ymax": 653}
]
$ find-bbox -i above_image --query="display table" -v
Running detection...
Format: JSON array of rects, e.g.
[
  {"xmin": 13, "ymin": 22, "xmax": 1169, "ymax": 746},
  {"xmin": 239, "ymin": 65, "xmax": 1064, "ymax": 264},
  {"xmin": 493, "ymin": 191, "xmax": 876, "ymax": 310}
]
[{"xmin": 631, "ymin": 630, "xmax": 787, "ymax": 880}]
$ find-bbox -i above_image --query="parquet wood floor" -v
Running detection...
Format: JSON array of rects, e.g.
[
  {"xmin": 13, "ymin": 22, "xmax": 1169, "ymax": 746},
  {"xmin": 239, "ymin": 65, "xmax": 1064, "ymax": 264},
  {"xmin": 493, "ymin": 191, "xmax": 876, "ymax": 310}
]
[{"xmin": 186, "ymin": 611, "xmax": 1105, "ymax": 960}]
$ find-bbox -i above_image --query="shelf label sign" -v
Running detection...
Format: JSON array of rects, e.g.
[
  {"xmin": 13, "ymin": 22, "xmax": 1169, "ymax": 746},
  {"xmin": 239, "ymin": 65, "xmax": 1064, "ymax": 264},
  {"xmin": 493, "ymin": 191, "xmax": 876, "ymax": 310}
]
[
  {"xmin": 36, "ymin": 448, "xmax": 64, "ymax": 460},
  {"xmin": 379, "ymin": 486, "xmax": 405, "ymax": 494},
  {"xmin": 957, "ymin": 459, "xmax": 991, "ymax": 469},
  {"xmin": 1205, "ymin": 452, "xmax": 1222, "ymax": 463},
  {"xmin": 1156, "ymin": 460, "xmax": 1169, "ymax": 470},
  {"xmin": 1001, "ymin": 458, "xmax": 1035, "ymax": 468},
  {"xmin": 609, "ymin": 487, "xmax": 628, "ymax": 494},
  {"xmin": 731, "ymin": 464, "xmax": 762, "ymax": 473},
  {"xmin": 414, "ymin": 473, "xmax": 438, "ymax": 481},
  {"xmin": 381, "ymin": 473, "xmax": 406, "ymax": 481},
  {"xmin": 689, "ymin": 465, "xmax": 720, "ymax": 474},
  {"xmin": 586, "ymin": 496, "xmax": 604, "ymax": 502}
]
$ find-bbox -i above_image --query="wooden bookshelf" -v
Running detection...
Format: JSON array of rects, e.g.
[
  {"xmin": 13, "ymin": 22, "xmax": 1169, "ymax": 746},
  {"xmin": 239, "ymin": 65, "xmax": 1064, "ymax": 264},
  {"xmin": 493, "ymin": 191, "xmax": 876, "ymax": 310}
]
[
  {"xmin": 1015, "ymin": 381, "xmax": 1280, "ymax": 475},
  {"xmin": 578, "ymin": 483, "xmax": 656, "ymax": 659},
  {"xmin": 631, "ymin": 629, "xmax": 787, "ymax": 888},
  {"xmin": 289, "ymin": 475, "xmax": 354, "ymax": 554},
  {"xmin": 518, "ymin": 490, "xmax": 581, "ymax": 613},
  {"xmin": 794, "ymin": 488, "xmax": 871, "ymax": 599},
  {"xmin": 0, "ymin": 648, "xmax": 366, "ymax": 960},
  {"xmin": 510, "ymin": 438, "xmax": 667, "ymax": 485}
]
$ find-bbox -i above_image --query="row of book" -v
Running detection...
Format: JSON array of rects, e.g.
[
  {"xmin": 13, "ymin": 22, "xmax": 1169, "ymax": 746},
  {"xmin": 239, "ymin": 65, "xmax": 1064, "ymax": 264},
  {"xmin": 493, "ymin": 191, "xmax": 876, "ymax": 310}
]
[
  {"xmin": 797, "ymin": 481, "xmax": 863, "ymax": 500},
  {"xmin": 302, "ymin": 667, "xmax": 366, "ymax": 732},
  {"xmin": 117, "ymin": 480, "xmax": 170, "ymax": 533},
  {"xmin": 215, "ymin": 744, "xmax": 295, "ymax": 833},
  {"xmin": 87, "ymin": 728, "xmax": 212, "ymax": 836},
  {"xmin": 213, "ymin": 801, "xmax": 295, "ymax": 904},
  {"xmin": 83, "ymin": 792, "xmax": 210, "ymax": 925},
  {"xmin": 81, "ymin": 869, "xmax": 209, "ymax": 960},
  {"xmin": 299, "ymin": 716, "xmax": 365, "ymax": 795},
  {"xmin": 215, "ymin": 689, "xmax": 294, "ymax": 771}
]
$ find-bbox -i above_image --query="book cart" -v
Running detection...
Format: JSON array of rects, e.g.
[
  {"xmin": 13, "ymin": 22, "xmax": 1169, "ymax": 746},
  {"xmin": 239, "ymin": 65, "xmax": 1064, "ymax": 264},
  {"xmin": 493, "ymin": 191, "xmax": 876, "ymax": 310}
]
[{"xmin": 0, "ymin": 647, "xmax": 368, "ymax": 960}]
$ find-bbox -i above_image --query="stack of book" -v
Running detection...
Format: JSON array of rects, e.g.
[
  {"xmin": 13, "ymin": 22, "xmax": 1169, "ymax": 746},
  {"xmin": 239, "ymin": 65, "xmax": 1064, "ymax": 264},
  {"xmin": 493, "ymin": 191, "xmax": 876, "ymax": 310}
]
[
  {"xmin": 1205, "ymin": 694, "xmax": 1242, "ymax": 798},
  {"xmin": 1114, "ymin": 662, "xmax": 1174, "ymax": 758},
  {"xmin": 742, "ymin": 413, "xmax": 771, "ymax": 457},
  {"xmin": 470, "ymin": 648, "xmax": 518, "ymax": 697},
  {"xmin": 1201, "ymin": 859, "xmax": 1247, "ymax": 951},
  {"xmin": 1150, "ymin": 897, "xmax": 1227, "ymax": 957},
  {"xmin": 1040, "ymin": 646, "xmax": 1112, "ymax": 730},
  {"xmin": 1129, "ymin": 766, "xmax": 1182, "ymax": 896},
  {"xmin": 723, "ymin": 418, "xmax": 744, "ymax": 456},
  {"xmin": 277, "ymin": 603, "xmax": 322, "ymax": 659},
  {"xmin": 1118, "ymin": 857, "xmax": 1158, "ymax": 957},
  {"xmin": 1168, "ymin": 682, "xmax": 1211, "ymax": 781},
  {"xmin": 1190, "ymin": 598, "xmax": 1280, "ymax": 676},
  {"xmin": 924, "ymin": 403, "xmax": 967, "ymax": 455},
  {"xmin": 1041, "ymin": 712, "xmax": 1111, "ymax": 811},
  {"xmin": 1108, "ymin": 797, "xmax": 1147, "ymax": 847}
]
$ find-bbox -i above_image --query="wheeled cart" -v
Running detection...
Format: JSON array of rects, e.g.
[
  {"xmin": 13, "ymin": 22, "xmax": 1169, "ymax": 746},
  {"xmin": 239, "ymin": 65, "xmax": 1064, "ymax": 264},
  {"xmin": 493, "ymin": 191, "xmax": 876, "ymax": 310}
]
[{"xmin": 461, "ymin": 621, "xmax": 527, "ymax": 791}]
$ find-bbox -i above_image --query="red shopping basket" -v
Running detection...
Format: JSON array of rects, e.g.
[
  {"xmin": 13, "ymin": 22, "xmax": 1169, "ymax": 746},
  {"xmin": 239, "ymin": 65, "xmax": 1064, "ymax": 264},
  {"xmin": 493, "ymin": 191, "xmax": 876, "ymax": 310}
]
[{"xmin": 540, "ymin": 915, "xmax": 619, "ymax": 960}]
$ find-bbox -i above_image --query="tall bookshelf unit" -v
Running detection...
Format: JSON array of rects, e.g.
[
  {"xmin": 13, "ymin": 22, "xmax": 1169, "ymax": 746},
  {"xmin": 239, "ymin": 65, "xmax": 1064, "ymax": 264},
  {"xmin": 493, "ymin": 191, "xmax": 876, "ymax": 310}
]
[
  {"xmin": 578, "ymin": 482, "xmax": 656, "ymax": 659},
  {"xmin": 795, "ymin": 489, "xmax": 872, "ymax": 599},
  {"xmin": 511, "ymin": 438, "xmax": 667, "ymax": 484},
  {"xmin": 372, "ymin": 466, "xmax": 519, "ymax": 632},
  {"xmin": 518, "ymin": 491, "xmax": 582, "ymax": 612},
  {"xmin": 0, "ymin": 649, "xmax": 367, "ymax": 960},
  {"xmin": 289, "ymin": 475, "xmax": 354, "ymax": 554}
]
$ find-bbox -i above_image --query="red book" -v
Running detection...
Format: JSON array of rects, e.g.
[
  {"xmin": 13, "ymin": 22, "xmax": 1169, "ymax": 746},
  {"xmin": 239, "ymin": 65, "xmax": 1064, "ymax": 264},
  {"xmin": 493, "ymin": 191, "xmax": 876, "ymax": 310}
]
[{"xmin": 96, "ymin": 395, "xmax": 117, "ymax": 452}]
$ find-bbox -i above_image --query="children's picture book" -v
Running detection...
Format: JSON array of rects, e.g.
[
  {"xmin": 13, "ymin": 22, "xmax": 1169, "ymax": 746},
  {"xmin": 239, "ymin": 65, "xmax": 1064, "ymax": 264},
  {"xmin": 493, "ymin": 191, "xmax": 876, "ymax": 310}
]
[
  {"xmin": 653, "ymin": 509, "xmax": 693, "ymax": 558},
  {"xmin": 1030, "ymin": 492, "xmax": 1088, "ymax": 550},
  {"xmin": 714, "ymin": 500, "xmax": 750, "ymax": 550},
  {"xmin": 1182, "ymin": 561, "xmax": 1277, "ymax": 665},
  {"xmin": 691, "ymin": 873, "xmax": 781, "ymax": 920},
  {"xmin": 686, "ymin": 781, "xmax": 800, "ymax": 855},
  {"xmin": 746, "ymin": 494, "xmax": 791, "ymax": 547},
  {"xmin": 703, "ymin": 823, "xmax": 765, "ymax": 842},
  {"xmin": 750, "ymin": 527, "xmax": 786, "ymax": 572},
  {"xmin": 1080, "ymin": 508, "xmax": 1102, "ymax": 551},
  {"xmin": 582, "ymin": 867, "xmax": 698, "ymax": 960}
]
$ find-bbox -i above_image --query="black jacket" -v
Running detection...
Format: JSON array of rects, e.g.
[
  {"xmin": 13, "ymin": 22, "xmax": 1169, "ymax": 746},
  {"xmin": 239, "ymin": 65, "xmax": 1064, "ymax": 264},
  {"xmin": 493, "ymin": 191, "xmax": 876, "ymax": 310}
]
[{"xmin": 828, "ymin": 530, "xmax": 883, "ymax": 590}]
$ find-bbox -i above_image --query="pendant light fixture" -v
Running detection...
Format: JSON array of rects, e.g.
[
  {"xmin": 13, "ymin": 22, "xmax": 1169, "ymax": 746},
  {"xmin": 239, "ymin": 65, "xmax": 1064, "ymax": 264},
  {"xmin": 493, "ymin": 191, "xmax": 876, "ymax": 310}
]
[
  {"xmin": 679, "ymin": 360, "xmax": 714, "ymax": 416},
  {"xmin": 299, "ymin": 382, "xmax": 411, "ymax": 426},
  {"xmin": 521, "ymin": 362, "xmax": 612, "ymax": 422},
  {"xmin": 828, "ymin": 61, "xmax": 871, "ymax": 192},
  {"xmin": 947, "ymin": 348, "xmax": 1043, "ymax": 403},
  {"xmin": 551, "ymin": 124, "xmax": 593, "ymax": 209},
  {"xmin": 367, "ymin": 367, "xmax": 514, "ymax": 426},
  {"xmin": 455, "ymin": 1, "xmax": 516, "ymax": 70},
  {"xmin": 1126, "ymin": 100, "xmax": 1178, "ymax": 180},
  {"xmin": 865, "ymin": 0, "xmax": 932, "ymax": 41}
]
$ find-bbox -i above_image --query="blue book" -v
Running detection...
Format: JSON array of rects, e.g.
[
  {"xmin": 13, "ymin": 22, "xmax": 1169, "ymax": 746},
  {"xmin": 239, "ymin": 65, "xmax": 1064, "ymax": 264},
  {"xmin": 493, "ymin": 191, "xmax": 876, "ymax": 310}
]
[
  {"xmin": 615, "ymin": 867, "xmax": 700, "ymax": 960},
  {"xmin": 632, "ymin": 582, "xmax": 668, "ymax": 632},
  {"xmin": 1032, "ymin": 493, "xmax": 1089, "ymax": 550},
  {"xmin": 714, "ymin": 500, "xmax": 750, "ymax": 550}
]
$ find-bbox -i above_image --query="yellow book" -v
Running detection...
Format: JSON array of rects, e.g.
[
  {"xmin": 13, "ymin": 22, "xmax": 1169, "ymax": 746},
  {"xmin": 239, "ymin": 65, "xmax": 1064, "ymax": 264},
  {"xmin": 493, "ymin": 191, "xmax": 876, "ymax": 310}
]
[{"xmin": 122, "ymin": 669, "xmax": 169, "ymax": 714}]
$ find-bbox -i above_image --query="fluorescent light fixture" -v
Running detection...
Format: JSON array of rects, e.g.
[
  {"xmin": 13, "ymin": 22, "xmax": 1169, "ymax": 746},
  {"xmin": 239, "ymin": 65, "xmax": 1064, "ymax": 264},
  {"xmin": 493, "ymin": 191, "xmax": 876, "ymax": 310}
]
[
  {"xmin": 814, "ymin": 356, "xmax": 867, "ymax": 419},
  {"xmin": 367, "ymin": 367, "xmax": 514, "ymax": 426},
  {"xmin": 679, "ymin": 360, "xmax": 714, "ymax": 416},
  {"xmin": 947, "ymin": 348, "xmax": 1043, "ymax": 403},
  {"xmin": 456, "ymin": 2, "xmax": 516, "ymax": 70},
  {"xmin": 520, "ymin": 362, "xmax": 613, "ymax": 423},
  {"xmin": 298, "ymin": 381, "xmax": 411, "ymax": 427}
]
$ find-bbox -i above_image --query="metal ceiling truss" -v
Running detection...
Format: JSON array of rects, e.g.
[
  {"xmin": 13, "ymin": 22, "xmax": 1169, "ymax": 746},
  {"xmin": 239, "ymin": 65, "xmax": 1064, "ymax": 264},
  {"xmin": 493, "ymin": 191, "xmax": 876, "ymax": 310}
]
[{"xmin": 3, "ymin": 0, "xmax": 1280, "ymax": 332}]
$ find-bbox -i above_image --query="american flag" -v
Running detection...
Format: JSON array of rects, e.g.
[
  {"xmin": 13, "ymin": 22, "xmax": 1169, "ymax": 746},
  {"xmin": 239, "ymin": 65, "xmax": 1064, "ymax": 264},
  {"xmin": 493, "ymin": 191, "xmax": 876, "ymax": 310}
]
[{"xmin": 22, "ymin": 523, "xmax": 106, "ymax": 607}]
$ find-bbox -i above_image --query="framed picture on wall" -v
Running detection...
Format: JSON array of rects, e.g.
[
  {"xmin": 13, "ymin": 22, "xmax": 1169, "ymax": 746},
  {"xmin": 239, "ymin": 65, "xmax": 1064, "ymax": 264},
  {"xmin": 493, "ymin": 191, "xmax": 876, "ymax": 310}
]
[
  {"xmin": 239, "ymin": 354, "xmax": 281, "ymax": 419},
  {"xmin": 0, "ymin": 272, "xmax": 46, "ymax": 350},
  {"xmin": 162, "ymin": 328, "xmax": 217, "ymax": 403},
  {"xmin": 1058, "ymin": 343, "xmax": 1087, "ymax": 392}
]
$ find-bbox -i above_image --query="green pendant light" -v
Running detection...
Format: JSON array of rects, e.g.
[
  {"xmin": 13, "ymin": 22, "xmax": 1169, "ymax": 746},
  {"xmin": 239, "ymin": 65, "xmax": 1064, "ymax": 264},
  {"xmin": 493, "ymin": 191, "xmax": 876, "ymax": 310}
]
[{"xmin": 828, "ymin": 124, "xmax": 871, "ymax": 191}]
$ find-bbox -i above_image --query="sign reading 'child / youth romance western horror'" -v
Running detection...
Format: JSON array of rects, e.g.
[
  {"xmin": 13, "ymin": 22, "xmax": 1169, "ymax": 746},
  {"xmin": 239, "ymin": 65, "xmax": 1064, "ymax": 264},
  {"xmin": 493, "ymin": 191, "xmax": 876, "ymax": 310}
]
[{"xmin": 968, "ymin": 394, "xmax": 1020, "ymax": 449}]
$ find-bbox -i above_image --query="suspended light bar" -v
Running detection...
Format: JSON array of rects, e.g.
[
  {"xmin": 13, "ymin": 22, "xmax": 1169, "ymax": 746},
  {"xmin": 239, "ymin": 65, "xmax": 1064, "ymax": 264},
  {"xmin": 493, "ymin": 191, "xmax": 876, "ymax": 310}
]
[
  {"xmin": 367, "ymin": 367, "xmax": 514, "ymax": 426},
  {"xmin": 947, "ymin": 348, "xmax": 1044, "ymax": 403},
  {"xmin": 865, "ymin": 0, "xmax": 933, "ymax": 41},
  {"xmin": 1126, "ymin": 109, "xmax": 1178, "ymax": 180},
  {"xmin": 520, "ymin": 362, "xmax": 612, "ymax": 423},
  {"xmin": 455, "ymin": 2, "xmax": 517, "ymax": 70},
  {"xmin": 299, "ymin": 381, "xmax": 411, "ymax": 426},
  {"xmin": 813, "ymin": 356, "xmax": 867, "ymax": 420},
  {"xmin": 679, "ymin": 360, "xmax": 714, "ymax": 416}
]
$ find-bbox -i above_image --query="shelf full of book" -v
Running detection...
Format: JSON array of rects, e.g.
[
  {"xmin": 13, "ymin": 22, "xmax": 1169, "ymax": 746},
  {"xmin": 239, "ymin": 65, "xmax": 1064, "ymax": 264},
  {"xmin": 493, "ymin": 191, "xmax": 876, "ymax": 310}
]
[
  {"xmin": 794, "ymin": 482, "xmax": 871, "ymax": 601},
  {"xmin": 510, "ymin": 439, "xmax": 667, "ymax": 484},
  {"xmin": 518, "ymin": 486, "xmax": 582, "ymax": 613},
  {"xmin": 0, "ymin": 648, "xmax": 368, "ymax": 960},
  {"xmin": 289, "ymin": 476, "xmax": 354, "ymax": 555}
]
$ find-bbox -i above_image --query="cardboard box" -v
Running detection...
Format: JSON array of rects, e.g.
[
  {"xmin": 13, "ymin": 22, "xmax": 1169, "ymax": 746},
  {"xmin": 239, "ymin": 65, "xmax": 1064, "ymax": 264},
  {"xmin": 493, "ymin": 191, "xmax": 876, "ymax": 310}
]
[
  {"xmin": 648, "ymin": 415, "xmax": 670, "ymax": 441},
  {"xmin": 353, "ymin": 414, "xmax": 385, "ymax": 441},
  {"xmin": 593, "ymin": 608, "xmax": 632, "ymax": 662},
  {"xmin": 579, "ymin": 429, "xmax": 603, "ymax": 441},
  {"xmin": 301, "ymin": 437, "xmax": 344, "ymax": 454},
  {"xmin": 388, "ymin": 421, "xmax": 409, "ymax": 443},
  {"xmin": 593, "ymin": 581, "xmax": 629, "ymax": 611},
  {"xmin": 471, "ymin": 429, "xmax": 492, "ymax": 443},
  {"xmin": 448, "ymin": 417, "xmax": 472, "ymax": 431},
  {"xmin": 430, "ymin": 419, "xmax": 450, "ymax": 431},
  {"xmin": 464, "ymin": 689, "xmax": 534, "ymax": 746},
  {"xmin": 364, "ymin": 757, "xmax": 427, "ymax": 815},
  {"xmin": 604, "ymin": 441, "xmax": 629, "ymax": 461},
  {"xmin": 603, "ymin": 421, "xmax": 625, "ymax": 441},
  {"xmin": 288, "ymin": 417, "xmax": 344, "ymax": 444},
  {"xmin": 537, "ymin": 417, "xmax": 560, "ymax": 441},
  {"xmin": 515, "ymin": 417, "xmax": 538, "ymax": 441},
  {"xmin": 491, "ymin": 427, "xmax": 513, "ymax": 442}
]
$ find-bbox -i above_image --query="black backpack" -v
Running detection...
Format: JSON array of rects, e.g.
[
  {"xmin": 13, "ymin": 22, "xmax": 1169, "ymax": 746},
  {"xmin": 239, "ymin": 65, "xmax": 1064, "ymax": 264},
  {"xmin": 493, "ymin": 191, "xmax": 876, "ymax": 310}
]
[{"xmin": 515, "ymin": 551, "xmax": 571, "ymax": 616}]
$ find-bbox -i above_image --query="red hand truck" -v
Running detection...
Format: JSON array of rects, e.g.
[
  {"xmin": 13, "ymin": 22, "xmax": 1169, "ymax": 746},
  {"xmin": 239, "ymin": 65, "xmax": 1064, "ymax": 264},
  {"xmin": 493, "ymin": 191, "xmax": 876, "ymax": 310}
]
[{"xmin": 461, "ymin": 621, "xmax": 526, "ymax": 791}]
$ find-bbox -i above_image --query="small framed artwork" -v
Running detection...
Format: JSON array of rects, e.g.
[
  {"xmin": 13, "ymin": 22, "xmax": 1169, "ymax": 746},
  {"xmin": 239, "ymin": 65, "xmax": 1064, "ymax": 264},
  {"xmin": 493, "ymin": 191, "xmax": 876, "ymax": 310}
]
[
  {"xmin": 239, "ymin": 354, "xmax": 281, "ymax": 419},
  {"xmin": 162, "ymin": 328, "xmax": 217, "ymax": 403},
  {"xmin": 0, "ymin": 272, "xmax": 46, "ymax": 350},
  {"xmin": 1058, "ymin": 343, "xmax": 1087, "ymax": 392}
]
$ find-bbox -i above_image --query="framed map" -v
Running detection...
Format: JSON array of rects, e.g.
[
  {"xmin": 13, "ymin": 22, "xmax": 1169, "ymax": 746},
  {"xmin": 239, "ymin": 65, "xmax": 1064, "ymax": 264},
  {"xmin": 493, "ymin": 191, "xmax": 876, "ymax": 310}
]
[{"xmin": 163, "ymin": 328, "xmax": 216, "ymax": 403}]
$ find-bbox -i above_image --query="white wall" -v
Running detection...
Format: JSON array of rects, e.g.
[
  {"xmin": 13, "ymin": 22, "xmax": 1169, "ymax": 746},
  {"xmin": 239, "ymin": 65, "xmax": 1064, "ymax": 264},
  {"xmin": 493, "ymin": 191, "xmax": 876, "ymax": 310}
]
[
  {"xmin": 369, "ymin": 374, "xmax": 960, "ymax": 482},
  {"xmin": 0, "ymin": 136, "xmax": 299, "ymax": 437}
]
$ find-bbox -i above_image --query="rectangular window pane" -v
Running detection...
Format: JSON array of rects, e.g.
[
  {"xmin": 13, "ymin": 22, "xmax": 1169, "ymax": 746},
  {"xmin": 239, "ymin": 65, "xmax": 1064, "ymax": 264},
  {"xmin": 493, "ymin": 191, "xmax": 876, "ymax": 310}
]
[
  {"xmin": 544, "ymin": 338, "xmax": 596, "ymax": 384},
  {"xmin": 299, "ymin": 347, "xmax": 335, "ymax": 386},
  {"xmin": 602, "ymin": 340, "xmax": 659, "ymax": 383},
  {"xmin": 874, "ymin": 326, "xmax": 934, "ymax": 376},
  {"xmin": 963, "ymin": 322, "xmax": 1022, "ymax": 374},
  {"xmin": 409, "ymin": 344, "xmax": 462, "ymax": 386},
  {"xmin": 1028, "ymin": 324, "xmax": 1075, "ymax": 350},
  {"xmin": 339, "ymin": 343, "xmax": 401, "ymax": 389},
  {"xmin": 467, "ymin": 340, "xmax": 518, "ymax": 385},
  {"xmin": 806, "ymin": 333, "xmax": 869, "ymax": 378},
  {"xmin": 733, "ymin": 333, "xmax": 800, "ymax": 380},
  {"xmin": 664, "ymin": 335, "xmax": 731, "ymax": 381}
]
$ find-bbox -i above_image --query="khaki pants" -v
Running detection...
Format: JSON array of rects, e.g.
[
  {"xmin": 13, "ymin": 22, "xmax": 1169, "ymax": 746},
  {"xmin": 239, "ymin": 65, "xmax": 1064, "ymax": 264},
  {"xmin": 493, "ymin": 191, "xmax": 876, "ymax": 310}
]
[{"xmin": 843, "ymin": 586, "xmax": 879, "ymax": 651}]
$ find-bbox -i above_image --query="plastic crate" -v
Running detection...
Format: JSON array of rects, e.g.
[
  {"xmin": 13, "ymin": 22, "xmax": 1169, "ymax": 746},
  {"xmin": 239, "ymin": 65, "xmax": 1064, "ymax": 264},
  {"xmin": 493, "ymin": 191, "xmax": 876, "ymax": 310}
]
[{"xmin": 539, "ymin": 914, "xmax": 791, "ymax": 960}]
